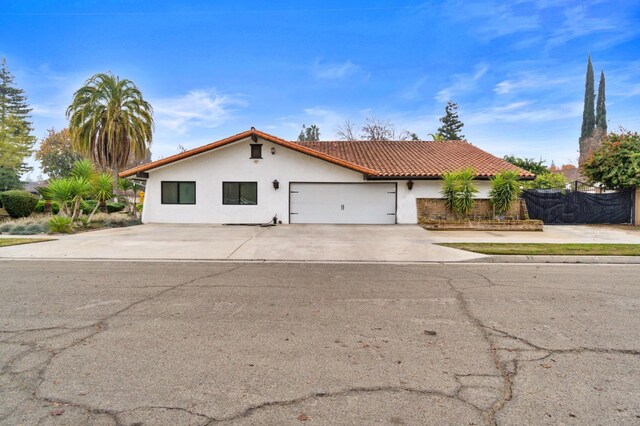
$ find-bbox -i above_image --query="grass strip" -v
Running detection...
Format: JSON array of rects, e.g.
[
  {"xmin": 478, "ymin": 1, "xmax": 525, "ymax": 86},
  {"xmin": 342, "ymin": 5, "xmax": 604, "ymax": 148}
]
[
  {"xmin": 438, "ymin": 243, "xmax": 640, "ymax": 256},
  {"xmin": 0, "ymin": 238, "xmax": 54, "ymax": 248}
]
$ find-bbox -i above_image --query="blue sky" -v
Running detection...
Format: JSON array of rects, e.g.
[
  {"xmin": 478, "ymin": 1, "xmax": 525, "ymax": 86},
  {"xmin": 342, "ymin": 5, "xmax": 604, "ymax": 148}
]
[{"xmin": 1, "ymin": 0, "xmax": 639, "ymax": 178}]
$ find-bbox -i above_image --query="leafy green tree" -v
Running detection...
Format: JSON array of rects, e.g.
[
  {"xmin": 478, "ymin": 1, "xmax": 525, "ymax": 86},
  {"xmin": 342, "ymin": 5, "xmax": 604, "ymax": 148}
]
[
  {"xmin": 66, "ymin": 73, "xmax": 154, "ymax": 190},
  {"xmin": 0, "ymin": 58, "xmax": 36, "ymax": 176},
  {"xmin": 0, "ymin": 166, "xmax": 23, "ymax": 191},
  {"xmin": 596, "ymin": 70, "xmax": 607, "ymax": 134},
  {"xmin": 297, "ymin": 124, "xmax": 320, "ymax": 141},
  {"xmin": 428, "ymin": 133, "xmax": 445, "ymax": 141},
  {"xmin": 579, "ymin": 55, "xmax": 596, "ymax": 163},
  {"xmin": 408, "ymin": 132, "xmax": 420, "ymax": 141},
  {"xmin": 503, "ymin": 155, "xmax": 548, "ymax": 175},
  {"xmin": 35, "ymin": 128, "xmax": 83, "ymax": 178},
  {"xmin": 45, "ymin": 159, "xmax": 115, "ymax": 222},
  {"xmin": 524, "ymin": 173, "xmax": 567, "ymax": 189},
  {"xmin": 436, "ymin": 100, "xmax": 465, "ymax": 140},
  {"xmin": 582, "ymin": 131, "xmax": 640, "ymax": 189}
]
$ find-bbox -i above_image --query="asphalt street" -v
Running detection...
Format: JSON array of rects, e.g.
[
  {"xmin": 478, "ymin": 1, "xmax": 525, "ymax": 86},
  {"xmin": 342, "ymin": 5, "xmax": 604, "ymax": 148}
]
[{"xmin": 0, "ymin": 261, "xmax": 639, "ymax": 425}]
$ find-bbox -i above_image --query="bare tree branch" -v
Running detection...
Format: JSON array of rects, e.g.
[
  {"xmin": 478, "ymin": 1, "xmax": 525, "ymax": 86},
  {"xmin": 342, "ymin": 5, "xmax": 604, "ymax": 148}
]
[{"xmin": 336, "ymin": 119, "xmax": 357, "ymax": 141}]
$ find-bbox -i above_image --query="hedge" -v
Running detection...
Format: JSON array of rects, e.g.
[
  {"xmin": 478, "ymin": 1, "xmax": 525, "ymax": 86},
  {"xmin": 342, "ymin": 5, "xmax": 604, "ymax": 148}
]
[
  {"xmin": 106, "ymin": 202, "xmax": 125, "ymax": 213},
  {"xmin": 35, "ymin": 200, "xmax": 61, "ymax": 214},
  {"xmin": 0, "ymin": 190, "xmax": 39, "ymax": 218}
]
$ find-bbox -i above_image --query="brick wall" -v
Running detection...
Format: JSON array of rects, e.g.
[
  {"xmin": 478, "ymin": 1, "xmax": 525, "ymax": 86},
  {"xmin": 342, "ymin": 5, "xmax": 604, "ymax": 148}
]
[{"xmin": 416, "ymin": 198, "xmax": 529, "ymax": 221}]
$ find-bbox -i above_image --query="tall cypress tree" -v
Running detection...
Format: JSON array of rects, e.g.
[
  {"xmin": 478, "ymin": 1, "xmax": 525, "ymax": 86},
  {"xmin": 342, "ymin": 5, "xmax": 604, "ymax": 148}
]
[
  {"xmin": 595, "ymin": 70, "xmax": 607, "ymax": 134},
  {"xmin": 0, "ymin": 57, "xmax": 36, "ymax": 175},
  {"xmin": 579, "ymin": 55, "xmax": 595, "ymax": 143},
  {"xmin": 436, "ymin": 100, "xmax": 465, "ymax": 140}
]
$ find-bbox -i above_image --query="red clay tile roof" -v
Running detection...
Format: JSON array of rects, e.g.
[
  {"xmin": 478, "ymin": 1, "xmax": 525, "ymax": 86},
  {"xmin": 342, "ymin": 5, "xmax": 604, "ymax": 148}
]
[
  {"xmin": 295, "ymin": 140, "xmax": 534, "ymax": 178},
  {"xmin": 120, "ymin": 128, "xmax": 534, "ymax": 179},
  {"xmin": 120, "ymin": 129, "xmax": 377, "ymax": 178}
]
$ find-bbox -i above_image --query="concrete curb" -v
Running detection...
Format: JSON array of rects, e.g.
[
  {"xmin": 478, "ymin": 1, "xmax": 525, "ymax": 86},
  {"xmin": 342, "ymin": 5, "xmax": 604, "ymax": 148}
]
[{"xmin": 464, "ymin": 255, "xmax": 640, "ymax": 264}]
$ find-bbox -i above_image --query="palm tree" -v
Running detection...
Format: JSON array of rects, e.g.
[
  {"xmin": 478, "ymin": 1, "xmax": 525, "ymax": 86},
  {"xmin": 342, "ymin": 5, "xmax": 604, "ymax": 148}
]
[
  {"xmin": 88, "ymin": 173, "xmax": 114, "ymax": 220},
  {"xmin": 66, "ymin": 73, "xmax": 153, "ymax": 191}
]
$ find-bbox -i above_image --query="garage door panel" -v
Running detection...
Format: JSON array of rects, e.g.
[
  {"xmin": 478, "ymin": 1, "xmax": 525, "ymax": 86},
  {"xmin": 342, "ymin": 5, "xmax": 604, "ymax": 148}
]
[{"xmin": 290, "ymin": 183, "xmax": 396, "ymax": 224}]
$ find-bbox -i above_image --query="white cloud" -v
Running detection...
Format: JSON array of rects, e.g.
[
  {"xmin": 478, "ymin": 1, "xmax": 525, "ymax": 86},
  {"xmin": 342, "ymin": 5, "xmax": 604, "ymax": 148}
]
[
  {"xmin": 312, "ymin": 60, "xmax": 358, "ymax": 80},
  {"xmin": 546, "ymin": 5, "xmax": 629, "ymax": 49},
  {"xmin": 494, "ymin": 73, "xmax": 570, "ymax": 95},
  {"xmin": 441, "ymin": 1, "xmax": 540, "ymax": 41},
  {"xmin": 435, "ymin": 64, "xmax": 488, "ymax": 102},
  {"xmin": 467, "ymin": 101, "xmax": 582, "ymax": 124},
  {"xmin": 153, "ymin": 89, "xmax": 247, "ymax": 133}
]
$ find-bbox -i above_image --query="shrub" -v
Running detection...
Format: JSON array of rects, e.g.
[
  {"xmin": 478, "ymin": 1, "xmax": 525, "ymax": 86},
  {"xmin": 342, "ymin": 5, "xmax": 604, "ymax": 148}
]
[
  {"xmin": 27, "ymin": 223, "xmax": 47, "ymax": 234},
  {"xmin": 489, "ymin": 170, "xmax": 522, "ymax": 216},
  {"xmin": 582, "ymin": 131, "xmax": 640, "ymax": 189},
  {"xmin": 455, "ymin": 168, "xmax": 478, "ymax": 217},
  {"xmin": 440, "ymin": 168, "xmax": 478, "ymax": 218},
  {"xmin": 35, "ymin": 200, "xmax": 61, "ymax": 214},
  {"xmin": 440, "ymin": 173, "xmax": 458, "ymax": 213},
  {"xmin": 0, "ymin": 190, "xmax": 39, "ymax": 218},
  {"xmin": 525, "ymin": 173, "xmax": 567, "ymax": 190},
  {"xmin": 9, "ymin": 223, "xmax": 45, "ymax": 235},
  {"xmin": 0, "ymin": 223, "xmax": 13, "ymax": 233},
  {"xmin": 80, "ymin": 199, "xmax": 98, "ymax": 214},
  {"xmin": 106, "ymin": 202, "xmax": 125, "ymax": 213},
  {"xmin": 9, "ymin": 225, "xmax": 27, "ymax": 235},
  {"xmin": 48, "ymin": 216, "xmax": 74, "ymax": 234}
]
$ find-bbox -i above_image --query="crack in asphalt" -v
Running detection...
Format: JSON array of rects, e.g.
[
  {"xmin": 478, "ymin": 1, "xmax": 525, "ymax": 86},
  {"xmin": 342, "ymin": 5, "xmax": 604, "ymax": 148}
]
[
  {"xmin": 0, "ymin": 265, "xmax": 242, "ymax": 425},
  {"xmin": 206, "ymin": 386, "xmax": 472, "ymax": 424},
  {"xmin": 487, "ymin": 325, "xmax": 640, "ymax": 355},
  {"xmin": 2, "ymin": 263, "xmax": 638, "ymax": 425},
  {"xmin": 443, "ymin": 276, "xmax": 514, "ymax": 426}
]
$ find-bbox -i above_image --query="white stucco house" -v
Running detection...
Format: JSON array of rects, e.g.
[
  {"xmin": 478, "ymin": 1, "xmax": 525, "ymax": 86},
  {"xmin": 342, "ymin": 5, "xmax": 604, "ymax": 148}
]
[{"xmin": 120, "ymin": 128, "xmax": 533, "ymax": 224}]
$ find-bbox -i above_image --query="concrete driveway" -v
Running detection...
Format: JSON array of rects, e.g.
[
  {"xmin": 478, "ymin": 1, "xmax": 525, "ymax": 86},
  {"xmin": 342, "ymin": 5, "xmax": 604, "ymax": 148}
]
[
  {"xmin": 1, "ymin": 223, "xmax": 639, "ymax": 262},
  {"xmin": 0, "ymin": 224, "xmax": 483, "ymax": 262}
]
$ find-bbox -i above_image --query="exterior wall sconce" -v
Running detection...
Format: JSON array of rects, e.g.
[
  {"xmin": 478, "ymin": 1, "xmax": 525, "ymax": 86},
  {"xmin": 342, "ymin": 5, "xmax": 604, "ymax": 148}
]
[
  {"xmin": 271, "ymin": 147, "xmax": 276, "ymax": 155},
  {"xmin": 407, "ymin": 180, "xmax": 414, "ymax": 191},
  {"xmin": 273, "ymin": 179, "xmax": 279, "ymax": 190}
]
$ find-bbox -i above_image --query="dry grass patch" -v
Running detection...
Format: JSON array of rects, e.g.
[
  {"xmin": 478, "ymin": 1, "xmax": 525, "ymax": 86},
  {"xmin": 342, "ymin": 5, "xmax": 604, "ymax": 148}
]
[
  {"xmin": 438, "ymin": 243, "xmax": 640, "ymax": 256},
  {"xmin": 0, "ymin": 238, "xmax": 53, "ymax": 248}
]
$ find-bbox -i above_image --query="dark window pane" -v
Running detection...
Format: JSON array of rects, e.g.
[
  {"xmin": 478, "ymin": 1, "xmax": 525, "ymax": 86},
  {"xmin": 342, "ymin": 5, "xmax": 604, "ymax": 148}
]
[
  {"xmin": 223, "ymin": 182, "xmax": 240, "ymax": 204},
  {"xmin": 250, "ymin": 144, "xmax": 262, "ymax": 158},
  {"xmin": 223, "ymin": 182, "xmax": 257, "ymax": 205},
  {"xmin": 179, "ymin": 182, "xmax": 196, "ymax": 204},
  {"xmin": 162, "ymin": 182, "xmax": 178, "ymax": 204},
  {"xmin": 240, "ymin": 182, "xmax": 257, "ymax": 205}
]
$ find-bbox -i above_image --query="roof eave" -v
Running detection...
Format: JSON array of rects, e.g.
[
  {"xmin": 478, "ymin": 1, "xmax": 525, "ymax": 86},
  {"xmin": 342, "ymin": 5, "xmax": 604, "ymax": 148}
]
[
  {"xmin": 119, "ymin": 128, "xmax": 378, "ymax": 178},
  {"xmin": 365, "ymin": 174, "xmax": 536, "ymax": 180}
]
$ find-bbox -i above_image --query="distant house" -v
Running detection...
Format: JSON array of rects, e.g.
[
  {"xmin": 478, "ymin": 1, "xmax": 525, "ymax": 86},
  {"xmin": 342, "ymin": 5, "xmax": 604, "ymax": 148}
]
[
  {"xmin": 120, "ymin": 128, "xmax": 532, "ymax": 224},
  {"xmin": 22, "ymin": 180, "xmax": 48, "ymax": 195}
]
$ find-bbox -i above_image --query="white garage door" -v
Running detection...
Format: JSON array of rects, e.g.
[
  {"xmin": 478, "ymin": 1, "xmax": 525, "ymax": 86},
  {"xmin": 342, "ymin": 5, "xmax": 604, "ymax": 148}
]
[{"xmin": 289, "ymin": 183, "xmax": 397, "ymax": 224}]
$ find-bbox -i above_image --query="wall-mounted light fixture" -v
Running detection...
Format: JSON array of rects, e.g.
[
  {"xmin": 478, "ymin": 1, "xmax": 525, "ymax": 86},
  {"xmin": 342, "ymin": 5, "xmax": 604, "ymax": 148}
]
[
  {"xmin": 271, "ymin": 147, "xmax": 276, "ymax": 155},
  {"xmin": 273, "ymin": 179, "xmax": 279, "ymax": 190},
  {"xmin": 407, "ymin": 180, "xmax": 414, "ymax": 191}
]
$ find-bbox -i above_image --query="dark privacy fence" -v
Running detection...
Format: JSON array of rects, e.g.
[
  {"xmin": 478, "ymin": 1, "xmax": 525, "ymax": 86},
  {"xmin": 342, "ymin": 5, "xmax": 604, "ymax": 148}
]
[{"xmin": 522, "ymin": 185, "xmax": 634, "ymax": 225}]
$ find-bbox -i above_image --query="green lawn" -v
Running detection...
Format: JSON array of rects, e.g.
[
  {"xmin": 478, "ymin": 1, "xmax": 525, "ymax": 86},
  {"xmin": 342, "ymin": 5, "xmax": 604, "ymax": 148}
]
[
  {"xmin": 438, "ymin": 243, "xmax": 640, "ymax": 256},
  {"xmin": 0, "ymin": 238, "xmax": 53, "ymax": 248}
]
